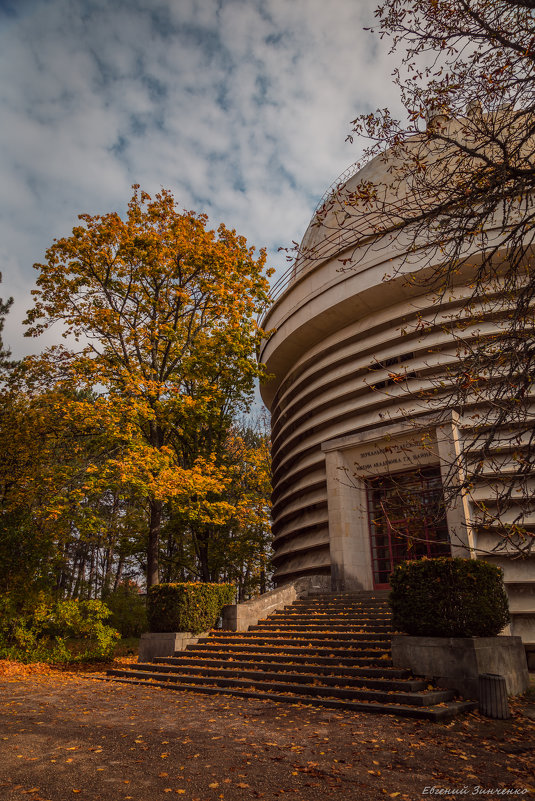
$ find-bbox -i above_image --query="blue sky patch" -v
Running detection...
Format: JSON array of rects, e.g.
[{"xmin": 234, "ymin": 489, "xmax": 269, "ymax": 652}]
[{"xmin": 0, "ymin": 0, "xmax": 402, "ymax": 361}]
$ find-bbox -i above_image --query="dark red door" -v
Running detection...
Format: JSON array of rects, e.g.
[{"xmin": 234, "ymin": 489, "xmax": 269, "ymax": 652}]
[{"xmin": 367, "ymin": 466, "xmax": 451, "ymax": 589}]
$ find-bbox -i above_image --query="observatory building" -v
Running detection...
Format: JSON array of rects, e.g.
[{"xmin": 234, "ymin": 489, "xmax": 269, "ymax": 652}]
[{"xmin": 259, "ymin": 137, "xmax": 534, "ymax": 644}]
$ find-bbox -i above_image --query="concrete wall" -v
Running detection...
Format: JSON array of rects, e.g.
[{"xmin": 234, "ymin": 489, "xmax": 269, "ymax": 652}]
[
  {"xmin": 222, "ymin": 575, "xmax": 331, "ymax": 631},
  {"xmin": 138, "ymin": 632, "xmax": 208, "ymax": 662},
  {"xmin": 391, "ymin": 635, "xmax": 529, "ymax": 700},
  {"xmin": 259, "ymin": 156, "xmax": 535, "ymax": 643}
]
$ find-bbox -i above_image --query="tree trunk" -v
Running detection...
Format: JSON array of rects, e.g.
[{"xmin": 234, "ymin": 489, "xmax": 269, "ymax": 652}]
[
  {"xmin": 56, "ymin": 542, "xmax": 72, "ymax": 597},
  {"xmin": 102, "ymin": 545, "xmax": 114, "ymax": 598},
  {"xmin": 102, "ymin": 494, "xmax": 119, "ymax": 597},
  {"xmin": 71, "ymin": 553, "xmax": 85, "ymax": 599},
  {"xmin": 87, "ymin": 546, "xmax": 95, "ymax": 599},
  {"xmin": 147, "ymin": 499, "xmax": 163, "ymax": 589},
  {"xmin": 197, "ymin": 534, "xmax": 210, "ymax": 582},
  {"xmin": 113, "ymin": 553, "xmax": 125, "ymax": 592}
]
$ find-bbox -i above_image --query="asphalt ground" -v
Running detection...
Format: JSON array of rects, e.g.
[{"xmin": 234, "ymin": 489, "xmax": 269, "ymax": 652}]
[{"xmin": 0, "ymin": 668, "xmax": 533, "ymax": 801}]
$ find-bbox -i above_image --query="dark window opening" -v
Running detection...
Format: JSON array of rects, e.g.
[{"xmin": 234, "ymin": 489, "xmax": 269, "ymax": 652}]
[
  {"xmin": 368, "ymin": 352, "xmax": 414, "ymax": 371},
  {"xmin": 367, "ymin": 352, "xmax": 417, "ymax": 391}
]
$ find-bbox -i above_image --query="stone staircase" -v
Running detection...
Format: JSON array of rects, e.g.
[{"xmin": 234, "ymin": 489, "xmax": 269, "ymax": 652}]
[{"xmin": 107, "ymin": 592, "xmax": 477, "ymax": 720}]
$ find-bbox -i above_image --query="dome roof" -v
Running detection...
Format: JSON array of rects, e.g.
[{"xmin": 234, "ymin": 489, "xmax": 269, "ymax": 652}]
[{"xmin": 297, "ymin": 140, "xmax": 419, "ymax": 269}]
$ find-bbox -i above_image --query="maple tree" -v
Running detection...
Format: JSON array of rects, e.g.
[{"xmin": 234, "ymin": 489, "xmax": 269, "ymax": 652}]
[
  {"xmin": 161, "ymin": 415, "xmax": 272, "ymax": 596},
  {"xmin": 0, "ymin": 362, "xmax": 272, "ymax": 603},
  {"xmin": 0, "ymin": 274, "xmax": 12, "ymax": 370},
  {"xmin": 310, "ymin": 0, "xmax": 535, "ymax": 555},
  {"xmin": 0, "ymin": 367, "xmax": 141, "ymax": 600},
  {"xmin": 24, "ymin": 186, "xmax": 273, "ymax": 588}
]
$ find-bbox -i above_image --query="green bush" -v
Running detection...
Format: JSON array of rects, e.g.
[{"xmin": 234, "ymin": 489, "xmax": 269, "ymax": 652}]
[
  {"xmin": 147, "ymin": 582, "xmax": 235, "ymax": 634},
  {"xmin": 389, "ymin": 557, "xmax": 511, "ymax": 637},
  {"xmin": 104, "ymin": 584, "xmax": 147, "ymax": 638},
  {"xmin": 0, "ymin": 594, "xmax": 120, "ymax": 663}
]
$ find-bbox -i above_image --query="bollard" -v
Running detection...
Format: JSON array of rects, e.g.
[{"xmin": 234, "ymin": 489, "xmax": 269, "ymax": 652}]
[{"xmin": 478, "ymin": 673, "xmax": 510, "ymax": 719}]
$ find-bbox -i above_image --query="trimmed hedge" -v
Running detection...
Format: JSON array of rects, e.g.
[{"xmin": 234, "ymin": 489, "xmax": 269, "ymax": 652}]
[
  {"xmin": 389, "ymin": 557, "xmax": 511, "ymax": 637},
  {"xmin": 147, "ymin": 582, "xmax": 235, "ymax": 634}
]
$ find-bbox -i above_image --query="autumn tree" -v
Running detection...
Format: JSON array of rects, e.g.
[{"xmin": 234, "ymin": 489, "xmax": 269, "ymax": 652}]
[
  {"xmin": 161, "ymin": 415, "xmax": 272, "ymax": 598},
  {"xmin": 25, "ymin": 187, "xmax": 272, "ymax": 588},
  {"xmin": 300, "ymin": 0, "xmax": 534, "ymax": 555},
  {"xmin": 0, "ymin": 273, "xmax": 13, "ymax": 370},
  {"xmin": 0, "ymin": 362, "xmax": 146, "ymax": 600},
  {"xmin": 220, "ymin": 418, "xmax": 272, "ymax": 599}
]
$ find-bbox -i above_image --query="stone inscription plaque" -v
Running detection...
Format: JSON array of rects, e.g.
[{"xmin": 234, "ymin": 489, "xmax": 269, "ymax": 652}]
[{"xmin": 349, "ymin": 431, "xmax": 438, "ymax": 478}]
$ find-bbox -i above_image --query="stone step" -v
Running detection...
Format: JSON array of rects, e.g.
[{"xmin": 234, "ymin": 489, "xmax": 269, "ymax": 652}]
[
  {"xmin": 204, "ymin": 632, "xmax": 391, "ymax": 645},
  {"xmin": 291, "ymin": 593, "xmax": 390, "ymax": 600},
  {"xmin": 300, "ymin": 593, "xmax": 389, "ymax": 596},
  {"xmin": 265, "ymin": 610, "xmax": 392, "ymax": 616},
  {"xmin": 105, "ymin": 675, "xmax": 477, "ymax": 722},
  {"xmin": 135, "ymin": 661, "xmax": 427, "ymax": 690},
  {"xmin": 107, "ymin": 667, "xmax": 455, "ymax": 706},
  {"xmin": 276, "ymin": 616, "xmax": 392, "ymax": 620},
  {"xmin": 293, "ymin": 593, "xmax": 389, "ymax": 596},
  {"xmin": 263, "ymin": 609, "xmax": 392, "ymax": 623},
  {"xmin": 175, "ymin": 646, "xmax": 392, "ymax": 666},
  {"xmin": 253, "ymin": 627, "xmax": 394, "ymax": 635},
  {"xmin": 184, "ymin": 642, "xmax": 389, "ymax": 659},
  {"xmin": 272, "ymin": 609, "xmax": 392, "ymax": 623},
  {"xmin": 303, "ymin": 593, "xmax": 391, "ymax": 599},
  {"xmin": 266, "ymin": 623, "xmax": 393, "ymax": 631},
  {"xmin": 107, "ymin": 590, "xmax": 475, "ymax": 721},
  {"xmin": 285, "ymin": 607, "xmax": 391, "ymax": 614},
  {"xmin": 154, "ymin": 655, "xmax": 411, "ymax": 677},
  {"xmin": 248, "ymin": 624, "xmax": 394, "ymax": 633},
  {"xmin": 271, "ymin": 620, "xmax": 392, "ymax": 626},
  {"xmin": 291, "ymin": 597, "xmax": 390, "ymax": 603}
]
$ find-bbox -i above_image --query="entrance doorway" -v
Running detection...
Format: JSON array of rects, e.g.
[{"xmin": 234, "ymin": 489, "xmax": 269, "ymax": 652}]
[{"xmin": 366, "ymin": 465, "xmax": 451, "ymax": 589}]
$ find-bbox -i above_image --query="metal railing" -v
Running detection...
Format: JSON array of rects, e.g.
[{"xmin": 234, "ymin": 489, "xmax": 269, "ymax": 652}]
[
  {"xmin": 260, "ymin": 161, "xmax": 369, "ymax": 320},
  {"xmin": 312, "ymin": 159, "xmax": 361, "ymax": 215}
]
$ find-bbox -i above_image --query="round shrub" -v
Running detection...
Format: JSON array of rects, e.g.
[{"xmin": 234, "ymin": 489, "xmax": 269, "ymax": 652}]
[
  {"xmin": 389, "ymin": 557, "xmax": 510, "ymax": 637},
  {"xmin": 147, "ymin": 582, "xmax": 235, "ymax": 634}
]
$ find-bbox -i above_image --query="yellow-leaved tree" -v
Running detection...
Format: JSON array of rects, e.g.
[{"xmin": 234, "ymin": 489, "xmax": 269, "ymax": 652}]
[{"xmin": 25, "ymin": 186, "xmax": 273, "ymax": 588}]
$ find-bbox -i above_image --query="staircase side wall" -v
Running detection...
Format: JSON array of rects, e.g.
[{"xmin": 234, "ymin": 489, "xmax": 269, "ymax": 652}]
[{"xmin": 221, "ymin": 576, "xmax": 331, "ymax": 632}]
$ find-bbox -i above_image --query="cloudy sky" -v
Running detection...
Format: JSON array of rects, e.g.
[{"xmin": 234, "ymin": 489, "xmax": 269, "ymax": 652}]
[{"xmin": 0, "ymin": 0, "xmax": 402, "ymax": 358}]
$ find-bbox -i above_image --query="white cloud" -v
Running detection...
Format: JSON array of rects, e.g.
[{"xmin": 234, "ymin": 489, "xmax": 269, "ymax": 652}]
[{"xmin": 0, "ymin": 0, "xmax": 402, "ymax": 359}]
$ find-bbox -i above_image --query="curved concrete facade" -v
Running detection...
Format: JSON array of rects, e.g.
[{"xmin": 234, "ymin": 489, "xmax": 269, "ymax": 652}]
[{"xmin": 260, "ymin": 146, "xmax": 535, "ymax": 645}]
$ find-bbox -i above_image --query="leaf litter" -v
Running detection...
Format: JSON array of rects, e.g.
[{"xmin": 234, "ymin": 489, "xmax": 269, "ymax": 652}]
[{"xmin": 0, "ymin": 665, "xmax": 533, "ymax": 800}]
